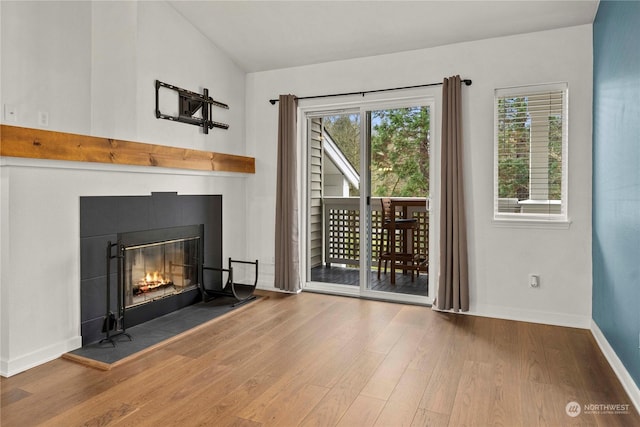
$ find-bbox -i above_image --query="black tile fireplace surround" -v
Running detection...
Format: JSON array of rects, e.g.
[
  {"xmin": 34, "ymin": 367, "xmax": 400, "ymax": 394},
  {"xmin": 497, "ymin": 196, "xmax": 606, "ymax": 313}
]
[{"xmin": 80, "ymin": 192, "xmax": 222, "ymax": 345}]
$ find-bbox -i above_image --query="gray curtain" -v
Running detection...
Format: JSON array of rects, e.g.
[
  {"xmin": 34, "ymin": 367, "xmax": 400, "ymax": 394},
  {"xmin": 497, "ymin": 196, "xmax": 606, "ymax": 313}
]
[
  {"xmin": 436, "ymin": 76, "xmax": 469, "ymax": 311},
  {"xmin": 274, "ymin": 94, "xmax": 301, "ymax": 292}
]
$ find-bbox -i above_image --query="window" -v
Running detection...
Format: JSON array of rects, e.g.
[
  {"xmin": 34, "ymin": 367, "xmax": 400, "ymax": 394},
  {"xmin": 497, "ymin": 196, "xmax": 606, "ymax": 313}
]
[{"xmin": 494, "ymin": 83, "xmax": 568, "ymax": 221}]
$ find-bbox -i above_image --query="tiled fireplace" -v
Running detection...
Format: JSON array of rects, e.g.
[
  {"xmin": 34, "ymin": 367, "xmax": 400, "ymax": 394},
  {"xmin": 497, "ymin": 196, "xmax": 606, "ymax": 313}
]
[{"xmin": 80, "ymin": 192, "xmax": 222, "ymax": 345}]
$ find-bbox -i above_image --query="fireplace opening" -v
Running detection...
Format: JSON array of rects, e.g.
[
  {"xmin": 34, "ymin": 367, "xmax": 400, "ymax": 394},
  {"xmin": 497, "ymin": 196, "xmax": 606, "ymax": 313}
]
[
  {"xmin": 114, "ymin": 224, "xmax": 205, "ymax": 330},
  {"xmin": 123, "ymin": 236, "xmax": 200, "ymax": 309}
]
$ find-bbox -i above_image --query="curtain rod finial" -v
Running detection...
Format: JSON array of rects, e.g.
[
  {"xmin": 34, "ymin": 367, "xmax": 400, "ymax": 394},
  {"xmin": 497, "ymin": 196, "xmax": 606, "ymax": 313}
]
[
  {"xmin": 269, "ymin": 99, "xmax": 278, "ymax": 105},
  {"xmin": 463, "ymin": 79, "xmax": 472, "ymax": 86}
]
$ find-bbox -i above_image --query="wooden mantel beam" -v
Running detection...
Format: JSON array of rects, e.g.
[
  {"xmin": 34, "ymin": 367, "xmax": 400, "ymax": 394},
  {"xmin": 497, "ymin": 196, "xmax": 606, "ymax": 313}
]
[{"xmin": 0, "ymin": 125, "xmax": 255, "ymax": 174}]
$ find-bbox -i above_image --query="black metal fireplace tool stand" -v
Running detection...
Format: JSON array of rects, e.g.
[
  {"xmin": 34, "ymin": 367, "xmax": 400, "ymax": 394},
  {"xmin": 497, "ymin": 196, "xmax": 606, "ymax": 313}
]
[
  {"xmin": 202, "ymin": 258, "xmax": 258, "ymax": 307},
  {"xmin": 100, "ymin": 241, "xmax": 132, "ymax": 347}
]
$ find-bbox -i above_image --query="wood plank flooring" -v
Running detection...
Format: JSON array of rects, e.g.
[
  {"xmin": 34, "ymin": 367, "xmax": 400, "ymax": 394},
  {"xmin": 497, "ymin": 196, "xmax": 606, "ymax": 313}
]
[{"xmin": 1, "ymin": 291, "xmax": 638, "ymax": 426}]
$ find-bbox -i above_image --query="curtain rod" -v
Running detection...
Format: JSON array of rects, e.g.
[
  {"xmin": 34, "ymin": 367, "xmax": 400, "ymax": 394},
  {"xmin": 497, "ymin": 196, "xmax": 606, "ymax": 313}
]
[{"xmin": 268, "ymin": 78, "xmax": 472, "ymax": 105}]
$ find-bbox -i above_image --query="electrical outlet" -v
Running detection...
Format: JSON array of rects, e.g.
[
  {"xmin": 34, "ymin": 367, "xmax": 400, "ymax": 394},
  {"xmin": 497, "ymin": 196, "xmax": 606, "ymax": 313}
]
[{"xmin": 529, "ymin": 274, "xmax": 540, "ymax": 288}]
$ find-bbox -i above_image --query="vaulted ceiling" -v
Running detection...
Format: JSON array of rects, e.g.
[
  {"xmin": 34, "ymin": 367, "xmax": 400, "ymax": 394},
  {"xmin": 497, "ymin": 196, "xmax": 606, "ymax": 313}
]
[{"xmin": 169, "ymin": 0, "xmax": 599, "ymax": 72}]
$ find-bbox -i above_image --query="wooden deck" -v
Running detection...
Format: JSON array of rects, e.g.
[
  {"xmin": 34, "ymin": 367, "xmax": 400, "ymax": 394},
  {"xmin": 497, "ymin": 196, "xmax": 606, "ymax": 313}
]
[{"xmin": 311, "ymin": 265, "xmax": 428, "ymax": 296}]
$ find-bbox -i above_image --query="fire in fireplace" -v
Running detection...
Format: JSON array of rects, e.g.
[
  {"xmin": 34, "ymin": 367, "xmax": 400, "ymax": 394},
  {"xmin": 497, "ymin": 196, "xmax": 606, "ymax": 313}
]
[{"xmin": 123, "ymin": 236, "xmax": 200, "ymax": 308}]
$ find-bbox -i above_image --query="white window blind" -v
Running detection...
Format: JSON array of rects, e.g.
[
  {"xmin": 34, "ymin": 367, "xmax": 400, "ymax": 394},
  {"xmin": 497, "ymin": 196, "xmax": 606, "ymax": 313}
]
[{"xmin": 494, "ymin": 83, "xmax": 568, "ymax": 221}]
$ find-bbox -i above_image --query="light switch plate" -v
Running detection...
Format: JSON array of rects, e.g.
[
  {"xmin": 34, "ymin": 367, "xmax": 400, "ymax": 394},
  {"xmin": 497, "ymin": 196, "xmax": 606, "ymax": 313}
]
[
  {"xmin": 4, "ymin": 104, "xmax": 18, "ymax": 123},
  {"xmin": 38, "ymin": 111, "xmax": 49, "ymax": 127}
]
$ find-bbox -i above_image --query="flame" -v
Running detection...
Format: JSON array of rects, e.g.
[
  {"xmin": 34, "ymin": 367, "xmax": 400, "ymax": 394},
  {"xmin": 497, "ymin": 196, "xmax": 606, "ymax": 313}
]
[
  {"xmin": 144, "ymin": 271, "xmax": 166, "ymax": 284},
  {"xmin": 138, "ymin": 271, "xmax": 169, "ymax": 289}
]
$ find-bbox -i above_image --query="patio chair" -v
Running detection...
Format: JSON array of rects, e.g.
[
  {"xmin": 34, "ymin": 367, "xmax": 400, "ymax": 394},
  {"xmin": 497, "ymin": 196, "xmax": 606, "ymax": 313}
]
[{"xmin": 377, "ymin": 198, "xmax": 418, "ymax": 282}]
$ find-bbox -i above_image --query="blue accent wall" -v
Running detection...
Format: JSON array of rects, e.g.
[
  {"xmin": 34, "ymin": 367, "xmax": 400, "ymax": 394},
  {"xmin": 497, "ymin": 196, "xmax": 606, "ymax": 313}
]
[{"xmin": 593, "ymin": 1, "xmax": 640, "ymax": 388}]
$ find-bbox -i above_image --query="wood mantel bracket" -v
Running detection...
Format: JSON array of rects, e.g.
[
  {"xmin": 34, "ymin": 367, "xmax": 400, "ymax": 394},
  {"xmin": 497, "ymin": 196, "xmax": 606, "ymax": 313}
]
[{"xmin": 0, "ymin": 125, "xmax": 255, "ymax": 174}]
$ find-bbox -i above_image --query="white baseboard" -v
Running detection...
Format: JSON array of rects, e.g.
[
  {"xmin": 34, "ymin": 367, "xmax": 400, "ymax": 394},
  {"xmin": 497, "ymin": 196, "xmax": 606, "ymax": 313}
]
[
  {"xmin": 468, "ymin": 303, "xmax": 592, "ymax": 329},
  {"xmin": 256, "ymin": 280, "xmax": 301, "ymax": 294},
  {"xmin": 590, "ymin": 320, "xmax": 640, "ymax": 416},
  {"xmin": 0, "ymin": 335, "xmax": 82, "ymax": 377}
]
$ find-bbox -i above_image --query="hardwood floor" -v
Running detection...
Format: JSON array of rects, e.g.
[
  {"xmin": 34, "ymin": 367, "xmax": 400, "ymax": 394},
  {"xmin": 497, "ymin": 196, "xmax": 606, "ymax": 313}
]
[{"xmin": 1, "ymin": 291, "xmax": 638, "ymax": 426}]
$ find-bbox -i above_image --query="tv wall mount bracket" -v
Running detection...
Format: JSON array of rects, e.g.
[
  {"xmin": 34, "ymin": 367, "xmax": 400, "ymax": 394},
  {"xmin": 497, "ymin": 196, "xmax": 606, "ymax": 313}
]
[{"xmin": 155, "ymin": 80, "xmax": 229, "ymax": 134}]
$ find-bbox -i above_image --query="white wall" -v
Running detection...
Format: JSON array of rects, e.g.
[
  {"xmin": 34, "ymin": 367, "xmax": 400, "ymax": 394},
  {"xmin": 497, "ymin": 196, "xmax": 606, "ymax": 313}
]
[
  {"xmin": 0, "ymin": 1, "xmax": 248, "ymax": 376},
  {"xmin": 1, "ymin": 1, "xmax": 92, "ymax": 133},
  {"xmin": 0, "ymin": 1, "xmax": 594, "ymax": 376},
  {"xmin": 246, "ymin": 25, "xmax": 593, "ymax": 327}
]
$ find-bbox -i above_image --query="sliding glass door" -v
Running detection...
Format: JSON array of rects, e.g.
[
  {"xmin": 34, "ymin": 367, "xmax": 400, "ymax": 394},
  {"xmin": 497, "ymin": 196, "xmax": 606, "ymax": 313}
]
[
  {"xmin": 307, "ymin": 111, "xmax": 362, "ymax": 286},
  {"xmin": 366, "ymin": 106, "xmax": 431, "ymax": 299},
  {"xmin": 304, "ymin": 98, "xmax": 434, "ymax": 304}
]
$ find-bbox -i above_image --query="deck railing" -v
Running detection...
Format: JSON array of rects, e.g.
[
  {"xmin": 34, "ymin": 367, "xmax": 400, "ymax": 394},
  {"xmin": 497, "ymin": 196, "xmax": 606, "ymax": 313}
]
[{"xmin": 321, "ymin": 197, "xmax": 428, "ymax": 268}]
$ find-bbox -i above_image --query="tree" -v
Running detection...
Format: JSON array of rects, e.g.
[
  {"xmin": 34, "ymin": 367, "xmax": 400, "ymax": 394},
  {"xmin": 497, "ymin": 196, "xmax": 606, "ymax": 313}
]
[
  {"xmin": 497, "ymin": 97, "xmax": 530, "ymax": 200},
  {"xmin": 323, "ymin": 114, "xmax": 361, "ymax": 196},
  {"xmin": 497, "ymin": 96, "xmax": 562, "ymax": 201},
  {"xmin": 323, "ymin": 114, "xmax": 360, "ymax": 173},
  {"xmin": 371, "ymin": 107, "xmax": 430, "ymax": 197},
  {"xmin": 322, "ymin": 107, "xmax": 431, "ymax": 198},
  {"xmin": 548, "ymin": 114, "xmax": 562, "ymax": 200}
]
